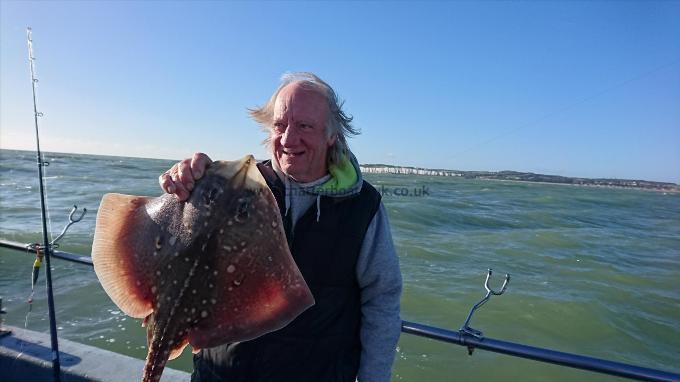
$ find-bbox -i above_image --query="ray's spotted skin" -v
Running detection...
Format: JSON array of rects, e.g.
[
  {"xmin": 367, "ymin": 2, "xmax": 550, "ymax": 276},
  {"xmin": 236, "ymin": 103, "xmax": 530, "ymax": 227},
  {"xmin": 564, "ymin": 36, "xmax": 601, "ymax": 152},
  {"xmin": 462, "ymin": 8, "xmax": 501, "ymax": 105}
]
[{"xmin": 92, "ymin": 155, "xmax": 314, "ymax": 382}]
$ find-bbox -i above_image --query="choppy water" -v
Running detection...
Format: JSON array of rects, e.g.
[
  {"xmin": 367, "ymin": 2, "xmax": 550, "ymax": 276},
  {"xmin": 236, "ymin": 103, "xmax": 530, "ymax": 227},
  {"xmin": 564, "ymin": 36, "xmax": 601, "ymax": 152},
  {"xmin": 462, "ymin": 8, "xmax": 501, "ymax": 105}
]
[{"xmin": 1, "ymin": 149, "xmax": 679, "ymax": 381}]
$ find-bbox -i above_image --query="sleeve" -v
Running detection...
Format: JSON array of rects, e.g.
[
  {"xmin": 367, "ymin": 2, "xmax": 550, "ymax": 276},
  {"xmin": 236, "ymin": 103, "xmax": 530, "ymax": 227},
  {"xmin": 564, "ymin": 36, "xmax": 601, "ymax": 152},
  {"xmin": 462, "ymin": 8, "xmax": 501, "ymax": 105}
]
[{"xmin": 355, "ymin": 202, "xmax": 403, "ymax": 382}]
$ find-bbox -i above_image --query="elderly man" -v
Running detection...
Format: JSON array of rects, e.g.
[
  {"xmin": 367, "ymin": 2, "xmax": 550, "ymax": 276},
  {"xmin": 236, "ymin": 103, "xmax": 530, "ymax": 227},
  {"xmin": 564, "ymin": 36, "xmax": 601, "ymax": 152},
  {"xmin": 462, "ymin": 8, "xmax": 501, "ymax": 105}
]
[{"xmin": 159, "ymin": 72, "xmax": 402, "ymax": 382}]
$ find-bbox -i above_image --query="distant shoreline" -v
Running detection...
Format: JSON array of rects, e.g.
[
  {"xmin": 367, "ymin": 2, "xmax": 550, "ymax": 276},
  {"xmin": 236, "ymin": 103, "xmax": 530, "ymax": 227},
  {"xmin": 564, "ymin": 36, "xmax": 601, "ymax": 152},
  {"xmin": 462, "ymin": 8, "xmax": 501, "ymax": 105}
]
[
  {"xmin": 1, "ymin": 149, "xmax": 677, "ymax": 192},
  {"xmin": 478, "ymin": 177, "xmax": 680, "ymax": 194},
  {"xmin": 360, "ymin": 164, "xmax": 680, "ymax": 193}
]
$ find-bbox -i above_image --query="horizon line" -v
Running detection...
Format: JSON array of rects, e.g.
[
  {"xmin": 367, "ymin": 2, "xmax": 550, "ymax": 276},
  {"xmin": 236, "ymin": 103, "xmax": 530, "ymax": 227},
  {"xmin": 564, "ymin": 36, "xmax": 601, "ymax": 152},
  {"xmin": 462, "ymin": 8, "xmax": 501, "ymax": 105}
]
[{"xmin": 1, "ymin": 147, "xmax": 677, "ymax": 186}]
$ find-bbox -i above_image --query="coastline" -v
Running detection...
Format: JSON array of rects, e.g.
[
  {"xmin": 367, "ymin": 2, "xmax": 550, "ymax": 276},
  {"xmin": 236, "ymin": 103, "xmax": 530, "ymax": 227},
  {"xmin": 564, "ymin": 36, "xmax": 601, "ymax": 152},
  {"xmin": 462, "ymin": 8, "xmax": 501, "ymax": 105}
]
[{"xmin": 360, "ymin": 165, "xmax": 680, "ymax": 193}]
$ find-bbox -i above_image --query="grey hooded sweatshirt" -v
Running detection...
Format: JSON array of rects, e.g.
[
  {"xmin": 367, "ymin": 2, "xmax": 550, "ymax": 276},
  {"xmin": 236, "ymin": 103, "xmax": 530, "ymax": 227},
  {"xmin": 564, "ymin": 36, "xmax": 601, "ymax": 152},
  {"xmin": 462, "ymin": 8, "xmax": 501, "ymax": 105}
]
[{"xmin": 272, "ymin": 152, "xmax": 402, "ymax": 382}]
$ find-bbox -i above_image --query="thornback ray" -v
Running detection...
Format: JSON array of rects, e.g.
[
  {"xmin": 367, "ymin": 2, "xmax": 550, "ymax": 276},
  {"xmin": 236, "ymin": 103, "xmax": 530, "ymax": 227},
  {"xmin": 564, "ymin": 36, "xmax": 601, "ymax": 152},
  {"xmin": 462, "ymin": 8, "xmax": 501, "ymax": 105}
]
[{"xmin": 91, "ymin": 155, "xmax": 314, "ymax": 382}]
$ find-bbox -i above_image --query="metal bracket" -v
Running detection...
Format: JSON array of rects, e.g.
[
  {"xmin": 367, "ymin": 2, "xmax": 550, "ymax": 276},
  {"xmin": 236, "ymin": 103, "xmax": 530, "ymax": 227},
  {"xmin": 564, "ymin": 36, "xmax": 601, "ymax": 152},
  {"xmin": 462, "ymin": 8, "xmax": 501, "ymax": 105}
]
[
  {"xmin": 459, "ymin": 269, "xmax": 510, "ymax": 354},
  {"xmin": 26, "ymin": 206, "xmax": 86, "ymax": 252},
  {"xmin": 50, "ymin": 205, "xmax": 87, "ymax": 248}
]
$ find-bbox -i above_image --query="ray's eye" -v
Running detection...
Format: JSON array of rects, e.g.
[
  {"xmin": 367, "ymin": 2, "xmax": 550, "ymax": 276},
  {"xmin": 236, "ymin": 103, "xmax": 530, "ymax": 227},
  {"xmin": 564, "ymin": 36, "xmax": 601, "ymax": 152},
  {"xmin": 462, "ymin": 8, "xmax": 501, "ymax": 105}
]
[
  {"xmin": 235, "ymin": 199, "xmax": 250, "ymax": 222},
  {"xmin": 204, "ymin": 187, "xmax": 220, "ymax": 206}
]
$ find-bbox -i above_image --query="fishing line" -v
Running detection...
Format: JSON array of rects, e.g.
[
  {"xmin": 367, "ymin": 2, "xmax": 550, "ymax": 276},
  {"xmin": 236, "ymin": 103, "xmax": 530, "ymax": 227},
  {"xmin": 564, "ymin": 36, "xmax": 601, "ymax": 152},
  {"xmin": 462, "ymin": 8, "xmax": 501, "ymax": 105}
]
[{"xmin": 450, "ymin": 58, "xmax": 680, "ymax": 160}]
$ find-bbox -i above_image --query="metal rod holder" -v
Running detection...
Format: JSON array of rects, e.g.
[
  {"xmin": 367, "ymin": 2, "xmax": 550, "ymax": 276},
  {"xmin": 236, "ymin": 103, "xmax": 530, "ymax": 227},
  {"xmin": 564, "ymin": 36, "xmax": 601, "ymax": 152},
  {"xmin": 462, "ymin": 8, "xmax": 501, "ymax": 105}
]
[
  {"xmin": 460, "ymin": 269, "xmax": 510, "ymax": 342},
  {"xmin": 50, "ymin": 205, "xmax": 87, "ymax": 248}
]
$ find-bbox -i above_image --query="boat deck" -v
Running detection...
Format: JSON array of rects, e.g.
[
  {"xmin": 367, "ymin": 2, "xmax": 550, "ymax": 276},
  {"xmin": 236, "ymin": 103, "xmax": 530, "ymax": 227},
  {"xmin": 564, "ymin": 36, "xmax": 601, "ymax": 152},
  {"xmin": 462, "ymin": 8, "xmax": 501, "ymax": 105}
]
[{"xmin": 0, "ymin": 325, "xmax": 190, "ymax": 381}]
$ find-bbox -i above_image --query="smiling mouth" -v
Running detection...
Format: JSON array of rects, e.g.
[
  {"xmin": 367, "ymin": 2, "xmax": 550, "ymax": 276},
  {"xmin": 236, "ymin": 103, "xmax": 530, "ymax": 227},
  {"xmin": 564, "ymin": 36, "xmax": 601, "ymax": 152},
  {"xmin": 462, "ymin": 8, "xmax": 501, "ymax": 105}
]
[{"xmin": 282, "ymin": 150, "xmax": 305, "ymax": 157}]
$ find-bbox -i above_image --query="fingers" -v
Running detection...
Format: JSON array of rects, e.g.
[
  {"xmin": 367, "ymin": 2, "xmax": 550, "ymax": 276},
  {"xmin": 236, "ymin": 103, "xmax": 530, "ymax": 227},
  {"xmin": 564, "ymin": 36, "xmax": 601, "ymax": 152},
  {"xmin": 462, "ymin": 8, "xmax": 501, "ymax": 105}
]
[
  {"xmin": 190, "ymin": 152, "xmax": 212, "ymax": 180},
  {"xmin": 159, "ymin": 164, "xmax": 189, "ymax": 201},
  {"xmin": 158, "ymin": 153, "xmax": 212, "ymax": 202},
  {"xmin": 177, "ymin": 159, "xmax": 195, "ymax": 191},
  {"xmin": 171, "ymin": 175, "xmax": 191, "ymax": 202},
  {"xmin": 158, "ymin": 171, "xmax": 176, "ymax": 194}
]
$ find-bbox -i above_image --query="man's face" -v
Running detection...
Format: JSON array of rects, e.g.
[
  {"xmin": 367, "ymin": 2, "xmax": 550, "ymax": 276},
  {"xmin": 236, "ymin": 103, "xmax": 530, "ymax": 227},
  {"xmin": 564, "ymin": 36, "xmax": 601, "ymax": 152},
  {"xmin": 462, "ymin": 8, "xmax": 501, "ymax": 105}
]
[{"xmin": 271, "ymin": 82, "xmax": 336, "ymax": 182}]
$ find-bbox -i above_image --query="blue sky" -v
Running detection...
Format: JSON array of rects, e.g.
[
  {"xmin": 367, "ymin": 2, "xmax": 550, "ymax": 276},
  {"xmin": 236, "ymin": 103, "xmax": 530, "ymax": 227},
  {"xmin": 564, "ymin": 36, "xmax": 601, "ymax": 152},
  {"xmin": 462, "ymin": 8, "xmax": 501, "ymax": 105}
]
[{"xmin": 1, "ymin": 1, "xmax": 678, "ymax": 182}]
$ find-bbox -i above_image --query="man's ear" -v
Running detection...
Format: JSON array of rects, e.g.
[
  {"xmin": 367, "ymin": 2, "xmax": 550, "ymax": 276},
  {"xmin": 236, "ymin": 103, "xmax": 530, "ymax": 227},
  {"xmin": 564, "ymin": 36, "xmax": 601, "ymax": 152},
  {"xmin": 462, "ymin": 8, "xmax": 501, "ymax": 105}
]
[{"xmin": 327, "ymin": 133, "xmax": 337, "ymax": 147}]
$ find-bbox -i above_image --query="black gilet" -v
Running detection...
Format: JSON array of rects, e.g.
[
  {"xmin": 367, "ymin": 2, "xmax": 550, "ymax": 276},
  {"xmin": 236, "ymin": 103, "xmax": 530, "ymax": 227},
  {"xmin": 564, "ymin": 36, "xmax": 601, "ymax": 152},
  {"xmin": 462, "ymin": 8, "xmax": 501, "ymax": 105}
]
[{"xmin": 191, "ymin": 160, "xmax": 381, "ymax": 382}]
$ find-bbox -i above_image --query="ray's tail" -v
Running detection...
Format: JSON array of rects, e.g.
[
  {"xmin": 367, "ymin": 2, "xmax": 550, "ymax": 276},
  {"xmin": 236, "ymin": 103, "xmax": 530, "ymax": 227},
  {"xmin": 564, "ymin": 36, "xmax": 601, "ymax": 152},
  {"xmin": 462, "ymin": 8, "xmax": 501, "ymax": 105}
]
[{"xmin": 142, "ymin": 321, "xmax": 170, "ymax": 382}]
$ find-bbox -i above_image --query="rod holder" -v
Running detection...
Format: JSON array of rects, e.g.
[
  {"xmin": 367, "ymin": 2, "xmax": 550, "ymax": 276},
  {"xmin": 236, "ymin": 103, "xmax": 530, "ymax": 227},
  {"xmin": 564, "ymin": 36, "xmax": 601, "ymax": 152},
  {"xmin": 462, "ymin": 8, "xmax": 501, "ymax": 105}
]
[
  {"xmin": 459, "ymin": 269, "xmax": 510, "ymax": 351},
  {"xmin": 50, "ymin": 205, "xmax": 87, "ymax": 248}
]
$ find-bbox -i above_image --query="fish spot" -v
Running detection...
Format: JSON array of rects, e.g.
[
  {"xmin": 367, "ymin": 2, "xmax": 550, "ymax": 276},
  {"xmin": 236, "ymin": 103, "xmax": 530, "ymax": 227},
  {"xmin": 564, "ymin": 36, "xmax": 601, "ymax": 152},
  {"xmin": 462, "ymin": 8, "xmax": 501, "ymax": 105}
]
[
  {"xmin": 168, "ymin": 340, "xmax": 174, "ymax": 345},
  {"xmin": 155, "ymin": 271, "xmax": 161, "ymax": 276},
  {"xmin": 185, "ymin": 257, "xmax": 190, "ymax": 262},
  {"xmin": 227, "ymin": 265, "xmax": 236, "ymax": 273},
  {"xmin": 201, "ymin": 311, "xmax": 208, "ymax": 318},
  {"xmin": 227, "ymin": 220, "xmax": 233, "ymax": 226},
  {"xmin": 271, "ymin": 221, "xmax": 278, "ymax": 228},
  {"xmin": 153, "ymin": 251, "xmax": 158, "ymax": 257},
  {"xmin": 213, "ymin": 270, "xmax": 218, "ymax": 276},
  {"xmin": 222, "ymin": 245, "xmax": 231, "ymax": 252},
  {"xmin": 241, "ymin": 241, "xmax": 246, "ymax": 247},
  {"xmin": 204, "ymin": 265, "xmax": 210, "ymax": 270},
  {"xmin": 173, "ymin": 280, "xmax": 178, "ymax": 285},
  {"xmin": 192, "ymin": 289, "xmax": 197, "ymax": 294},
  {"xmin": 151, "ymin": 286, "xmax": 157, "ymax": 293},
  {"xmin": 228, "ymin": 287, "xmax": 233, "ymax": 291},
  {"xmin": 268, "ymin": 256, "xmax": 273, "ymax": 262},
  {"xmin": 202, "ymin": 300, "xmax": 207, "ymax": 305},
  {"xmin": 135, "ymin": 281, "xmax": 141, "ymax": 286},
  {"xmin": 233, "ymin": 279, "xmax": 242, "ymax": 287},
  {"xmin": 209, "ymin": 283, "xmax": 214, "ymax": 288},
  {"xmin": 219, "ymin": 229, "xmax": 224, "ymax": 234},
  {"xmin": 167, "ymin": 264, "xmax": 172, "ymax": 269},
  {"xmin": 191, "ymin": 308, "xmax": 196, "ymax": 313},
  {"xmin": 173, "ymin": 251, "xmax": 179, "ymax": 257},
  {"xmin": 155, "ymin": 236, "xmax": 162, "ymax": 250},
  {"xmin": 166, "ymin": 296, "xmax": 171, "ymax": 301},
  {"xmin": 186, "ymin": 318, "xmax": 192, "ymax": 323},
  {"xmin": 204, "ymin": 222, "xmax": 208, "ymax": 227},
  {"xmin": 201, "ymin": 243, "xmax": 207, "ymax": 252},
  {"xmin": 210, "ymin": 298, "xmax": 217, "ymax": 304},
  {"xmin": 168, "ymin": 236, "xmax": 177, "ymax": 246}
]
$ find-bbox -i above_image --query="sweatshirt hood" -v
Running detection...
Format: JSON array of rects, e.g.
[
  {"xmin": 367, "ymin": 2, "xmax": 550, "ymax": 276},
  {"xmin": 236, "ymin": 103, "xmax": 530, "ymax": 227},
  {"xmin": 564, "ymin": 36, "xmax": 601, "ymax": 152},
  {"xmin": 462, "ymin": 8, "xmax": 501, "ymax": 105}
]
[
  {"xmin": 272, "ymin": 151, "xmax": 364, "ymax": 198},
  {"xmin": 272, "ymin": 151, "xmax": 364, "ymax": 222}
]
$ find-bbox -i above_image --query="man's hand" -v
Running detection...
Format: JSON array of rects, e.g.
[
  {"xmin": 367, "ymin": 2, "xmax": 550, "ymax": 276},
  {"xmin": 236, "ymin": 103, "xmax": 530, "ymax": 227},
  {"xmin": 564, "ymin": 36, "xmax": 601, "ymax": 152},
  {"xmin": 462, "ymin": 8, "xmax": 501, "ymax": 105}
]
[{"xmin": 159, "ymin": 152, "xmax": 213, "ymax": 201}]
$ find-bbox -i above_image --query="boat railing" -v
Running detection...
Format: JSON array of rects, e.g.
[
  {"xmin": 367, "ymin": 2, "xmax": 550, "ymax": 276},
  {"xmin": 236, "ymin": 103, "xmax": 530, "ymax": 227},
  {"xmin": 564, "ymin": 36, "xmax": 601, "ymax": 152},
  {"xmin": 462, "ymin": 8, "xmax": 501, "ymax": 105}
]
[{"xmin": 1, "ymin": 238, "xmax": 679, "ymax": 382}]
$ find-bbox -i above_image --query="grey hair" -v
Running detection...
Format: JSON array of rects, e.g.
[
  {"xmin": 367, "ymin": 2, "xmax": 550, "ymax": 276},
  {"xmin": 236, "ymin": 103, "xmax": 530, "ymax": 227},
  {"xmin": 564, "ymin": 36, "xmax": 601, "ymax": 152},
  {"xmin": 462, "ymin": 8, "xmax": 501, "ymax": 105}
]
[{"xmin": 249, "ymin": 72, "xmax": 359, "ymax": 167}]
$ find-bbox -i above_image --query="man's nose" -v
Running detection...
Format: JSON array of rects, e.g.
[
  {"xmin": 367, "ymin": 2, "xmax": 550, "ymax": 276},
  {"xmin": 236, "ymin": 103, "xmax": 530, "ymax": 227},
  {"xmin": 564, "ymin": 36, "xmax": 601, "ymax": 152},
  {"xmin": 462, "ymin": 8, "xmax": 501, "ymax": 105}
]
[{"xmin": 280, "ymin": 125, "xmax": 299, "ymax": 147}]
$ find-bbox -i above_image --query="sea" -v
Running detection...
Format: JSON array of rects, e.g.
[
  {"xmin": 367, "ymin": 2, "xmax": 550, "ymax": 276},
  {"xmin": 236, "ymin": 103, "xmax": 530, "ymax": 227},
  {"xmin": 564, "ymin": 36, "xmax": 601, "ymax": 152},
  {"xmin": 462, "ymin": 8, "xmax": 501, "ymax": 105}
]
[{"xmin": 1, "ymin": 149, "xmax": 679, "ymax": 381}]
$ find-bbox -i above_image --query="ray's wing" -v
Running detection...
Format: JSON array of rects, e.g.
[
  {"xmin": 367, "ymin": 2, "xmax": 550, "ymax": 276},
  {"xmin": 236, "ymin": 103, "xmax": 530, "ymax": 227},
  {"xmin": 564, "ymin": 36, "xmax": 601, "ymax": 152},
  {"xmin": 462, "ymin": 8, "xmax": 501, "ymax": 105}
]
[
  {"xmin": 92, "ymin": 193, "xmax": 160, "ymax": 318},
  {"xmin": 187, "ymin": 187, "xmax": 314, "ymax": 349}
]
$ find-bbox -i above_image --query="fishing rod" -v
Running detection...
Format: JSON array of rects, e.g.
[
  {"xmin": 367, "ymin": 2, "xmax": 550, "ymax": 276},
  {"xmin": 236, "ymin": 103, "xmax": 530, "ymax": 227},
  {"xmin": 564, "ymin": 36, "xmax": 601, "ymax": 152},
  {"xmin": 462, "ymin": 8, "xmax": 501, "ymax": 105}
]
[
  {"xmin": 26, "ymin": 26, "xmax": 61, "ymax": 382},
  {"xmin": 1, "ymin": 240, "xmax": 679, "ymax": 381}
]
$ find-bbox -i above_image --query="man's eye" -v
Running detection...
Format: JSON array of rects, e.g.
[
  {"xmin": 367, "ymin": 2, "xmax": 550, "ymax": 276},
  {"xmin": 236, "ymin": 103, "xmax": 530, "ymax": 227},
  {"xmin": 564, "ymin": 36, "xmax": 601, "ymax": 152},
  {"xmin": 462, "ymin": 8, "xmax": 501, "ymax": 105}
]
[
  {"xmin": 299, "ymin": 123, "xmax": 312, "ymax": 129},
  {"xmin": 273, "ymin": 122, "xmax": 286, "ymax": 130}
]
